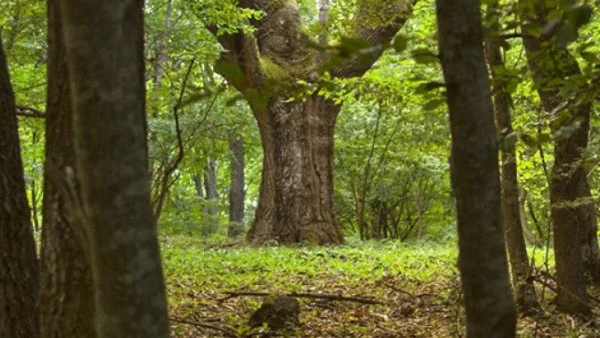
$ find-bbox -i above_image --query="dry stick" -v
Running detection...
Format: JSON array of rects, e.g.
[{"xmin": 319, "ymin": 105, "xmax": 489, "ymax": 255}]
[
  {"xmin": 170, "ymin": 316, "xmax": 239, "ymax": 338},
  {"xmin": 534, "ymin": 271, "xmax": 600, "ymax": 305},
  {"xmin": 220, "ymin": 291, "xmax": 387, "ymax": 305}
]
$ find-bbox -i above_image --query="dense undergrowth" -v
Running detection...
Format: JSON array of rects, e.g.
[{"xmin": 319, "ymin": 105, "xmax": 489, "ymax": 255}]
[{"xmin": 161, "ymin": 232, "xmax": 600, "ymax": 337}]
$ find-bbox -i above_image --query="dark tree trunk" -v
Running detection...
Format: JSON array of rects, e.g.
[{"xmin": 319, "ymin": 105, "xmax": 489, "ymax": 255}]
[
  {"xmin": 248, "ymin": 96, "xmax": 345, "ymax": 245},
  {"xmin": 485, "ymin": 34, "xmax": 539, "ymax": 314},
  {"xmin": 436, "ymin": 0, "xmax": 516, "ymax": 336},
  {"xmin": 0, "ymin": 35, "xmax": 40, "ymax": 338},
  {"xmin": 59, "ymin": 0, "xmax": 170, "ymax": 336},
  {"xmin": 228, "ymin": 134, "xmax": 245, "ymax": 237},
  {"xmin": 519, "ymin": 1, "xmax": 595, "ymax": 313},
  {"xmin": 40, "ymin": 1, "xmax": 96, "ymax": 336}
]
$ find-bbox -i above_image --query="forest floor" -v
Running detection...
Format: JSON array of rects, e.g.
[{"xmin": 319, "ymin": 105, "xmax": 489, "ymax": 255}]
[{"xmin": 161, "ymin": 233, "xmax": 600, "ymax": 337}]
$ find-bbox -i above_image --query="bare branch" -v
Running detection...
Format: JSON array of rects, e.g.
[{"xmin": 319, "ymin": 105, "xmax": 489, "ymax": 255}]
[
  {"xmin": 16, "ymin": 105, "xmax": 45, "ymax": 118},
  {"xmin": 219, "ymin": 291, "xmax": 387, "ymax": 305},
  {"xmin": 170, "ymin": 316, "xmax": 239, "ymax": 337}
]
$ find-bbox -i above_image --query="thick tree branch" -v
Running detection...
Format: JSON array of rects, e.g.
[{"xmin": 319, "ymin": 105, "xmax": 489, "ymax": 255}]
[
  {"xmin": 214, "ymin": 32, "xmax": 263, "ymax": 92},
  {"xmin": 331, "ymin": 0, "xmax": 418, "ymax": 78}
]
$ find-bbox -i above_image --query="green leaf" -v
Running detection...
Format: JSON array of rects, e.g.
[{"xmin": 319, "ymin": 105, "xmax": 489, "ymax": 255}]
[
  {"xmin": 392, "ymin": 35, "xmax": 408, "ymax": 54},
  {"xmin": 580, "ymin": 51, "xmax": 600, "ymax": 65},
  {"xmin": 411, "ymin": 48, "xmax": 438, "ymax": 65},
  {"xmin": 338, "ymin": 37, "xmax": 371, "ymax": 57},
  {"xmin": 525, "ymin": 23, "xmax": 543, "ymax": 38},
  {"xmin": 214, "ymin": 59, "xmax": 243, "ymax": 84},
  {"xmin": 567, "ymin": 5, "xmax": 592, "ymax": 30},
  {"xmin": 415, "ymin": 81, "xmax": 445, "ymax": 94},
  {"xmin": 423, "ymin": 99, "xmax": 446, "ymax": 110}
]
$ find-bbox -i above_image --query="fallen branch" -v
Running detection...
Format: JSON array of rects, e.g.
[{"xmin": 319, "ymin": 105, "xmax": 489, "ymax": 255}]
[
  {"xmin": 170, "ymin": 316, "xmax": 239, "ymax": 337},
  {"xmin": 533, "ymin": 272, "xmax": 600, "ymax": 305},
  {"xmin": 220, "ymin": 291, "xmax": 386, "ymax": 305}
]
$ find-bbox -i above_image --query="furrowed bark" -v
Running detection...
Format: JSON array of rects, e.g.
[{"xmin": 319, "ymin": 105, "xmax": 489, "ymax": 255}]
[
  {"xmin": 0, "ymin": 34, "xmax": 40, "ymax": 338},
  {"xmin": 40, "ymin": 0, "xmax": 95, "ymax": 336}
]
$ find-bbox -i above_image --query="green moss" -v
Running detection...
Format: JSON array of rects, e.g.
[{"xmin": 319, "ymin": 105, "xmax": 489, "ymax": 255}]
[{"xmin": 260, "ymin": 57, "xmax": 292, "ymax": 83}]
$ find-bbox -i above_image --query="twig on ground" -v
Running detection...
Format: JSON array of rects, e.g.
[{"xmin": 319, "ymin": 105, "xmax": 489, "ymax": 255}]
[
  {"xmin": 219, "ymin": 291, "xmax": 387, "ymax": 305},
  {"xmin": 170, "ymin": 316, "xmax": 239, "ymax": 337}
]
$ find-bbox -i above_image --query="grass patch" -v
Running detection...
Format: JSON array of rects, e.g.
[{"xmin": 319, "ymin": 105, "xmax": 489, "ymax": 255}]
[{"xmin": 161, "ymin": 232, "xmax": 598, "ymax": 337}]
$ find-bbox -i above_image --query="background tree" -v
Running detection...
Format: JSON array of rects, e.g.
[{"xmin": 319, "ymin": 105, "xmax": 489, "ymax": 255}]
[
  {"xmin": 58, "ymin": 0, "xmax": 170, "ymax": 336},
  {"xmin": 519, "ymin": 0, "xmax": 597, "ymax": 314},
  {"xmin": 436, "ymin": 0, "xmax": 516, "ymax": 335},
  {"xmin": 228, "ymin": 133, "xmax": 245, "ymax": 237},
  {"xmin": 0, "ymin": 34, "xmax": 40, "ymax": 338},
  {"xmin": 484, "ymin": 3, "xmax": 539, "ymax": 314}
]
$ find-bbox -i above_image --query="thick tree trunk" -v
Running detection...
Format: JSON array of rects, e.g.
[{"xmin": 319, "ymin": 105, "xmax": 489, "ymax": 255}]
[
  {"xmin": 248, "ymin": 95, "xmax": 345, "ymax": 245},
  {"xmin": 40, "ymin": 1, "xmax": 95, "ymax": 336},
  {"xmin": 59, "ymin": 0, "xmax": 170, "ymax": 336},
  {"xmin": 519, "ymin": 3, "xmax": 594, "ymax": 313},
  {"xmin": 485, "ymin": 36, "xmax": 539, "ymax": 314},
  {"xmin": 0, "ymin": 35, "xmax": 40, "ymax": 338},
  {"xmin": 436, "ymin": 0, "xmax": 516, "ymax": 336},
  {"xmin": 228, "ymin": 134, "xmax": 245, "ymax": 237}
]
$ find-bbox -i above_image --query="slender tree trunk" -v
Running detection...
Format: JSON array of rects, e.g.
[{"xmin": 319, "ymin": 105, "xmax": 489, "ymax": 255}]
[
  {"xmin": 152, "ymin": 0, "xmax": 171, "ymax": 89},
  {"xmin": 59, "ymin": 1, "xmax": 170, "ymax": 336},
  {"xmin": 485, "ymin": 34, "xmax": 539, "ymax": 314},
  {"xmin": 436, "ymin": 0, "xmax": 516, "ymax": 336},
  {"xmin": 149, "ymin": 0, "xmax": 172, "ymax": 118},
  {"xmin": 193, "ymin": 174, "xmax": 204, "ymax": 198},
  {"xmin": 228, "ymin": 134, "xmax": 245, "ymax": 237},
  {"xmin": 31, "ymin": 176, "xmax": 40, "ymax": 230},
  {"xmin": 204, "ymin": 156, "xmax": 219, "ymax": 229},
  {"xmin": 0, "ymin": 34, "xmax": 40, "ymax": 338},
  {"xmin": 40, "ymin": 1, "xmax": 96, "ymax": 336},
  {"xmin": 519, "ymin": 2, "xmax": 594, "ymax": 313}
]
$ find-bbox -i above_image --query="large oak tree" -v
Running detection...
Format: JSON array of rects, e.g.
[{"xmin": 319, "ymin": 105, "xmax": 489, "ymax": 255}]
[{"xmin": 212, "ymin": 0, "xmax": 417, "ymax": 245}]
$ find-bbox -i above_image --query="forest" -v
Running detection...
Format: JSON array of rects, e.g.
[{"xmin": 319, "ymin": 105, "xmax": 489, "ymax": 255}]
[{"xmin": 1, "ymin": 0, "xmax": 600, "ymax": 336}]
